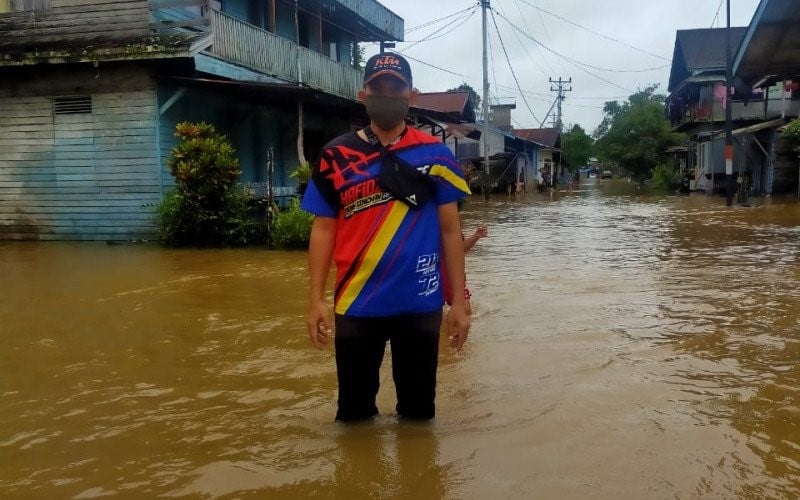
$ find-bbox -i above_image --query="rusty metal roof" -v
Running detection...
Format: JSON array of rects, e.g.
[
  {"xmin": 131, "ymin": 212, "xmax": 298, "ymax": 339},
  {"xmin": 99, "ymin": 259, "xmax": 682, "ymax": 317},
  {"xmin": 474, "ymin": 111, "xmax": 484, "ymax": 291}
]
[
  {"xmin": 512, "ymin": 128, "xmax": 561, "ymax": 148},
  {"xmin": 413, "ymin": 91, "xmax": 475, "ymax": 122}
]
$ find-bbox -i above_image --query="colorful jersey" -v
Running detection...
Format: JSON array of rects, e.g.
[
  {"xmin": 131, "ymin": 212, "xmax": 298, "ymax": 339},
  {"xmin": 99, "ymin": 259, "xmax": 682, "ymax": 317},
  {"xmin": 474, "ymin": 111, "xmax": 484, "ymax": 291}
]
[{"xmin": 301, "ymin": 126, "xmax": 470, "ymax": 317}]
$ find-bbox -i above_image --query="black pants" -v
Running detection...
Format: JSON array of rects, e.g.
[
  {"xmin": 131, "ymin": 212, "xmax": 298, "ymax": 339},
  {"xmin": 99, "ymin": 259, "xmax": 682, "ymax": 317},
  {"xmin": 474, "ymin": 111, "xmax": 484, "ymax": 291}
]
[{"xmin": 334, "ymin": 310, "xmax": 442, "ymax": 421}]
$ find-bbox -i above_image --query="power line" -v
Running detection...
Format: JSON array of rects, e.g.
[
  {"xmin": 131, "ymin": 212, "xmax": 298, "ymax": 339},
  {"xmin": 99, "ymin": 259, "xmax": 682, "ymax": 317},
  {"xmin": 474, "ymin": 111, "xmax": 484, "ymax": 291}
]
[
  {"xmin": 509, "ymin": 0, "xmax": 556, "ymax": 76},
  {"xmin": 493, "ymin": 10, "xmax": 634, "ymax": 93},
  {"xmin": 394, "ymin": 51, "xmax": 465, "ymax": 78},
  {"xmin": 406, "ymin": 5, "xmax": 477, "ymax": 33},
  {"xmin": 488, "ymin": 20, "xmax": 501, "ymax": 110},
  {"xmin": 492, "ymin": 10, "xmax": 668, "ymax": 74},
  {"xmin": 526, "ymin": 0, "xmax": 570, "ymax": 75},
  {"xmin": 511, "ymin": 0, "xmax": 672, "ymax": 62},
  {"xmin": 401, "ymin": 7, "xmax": 477, "ymax": 51},
  {"xmin": 710, "ymin": 0, "xmax": 725, "ymax": 28},
  {"xmin": 489, "ymin": 9, "xmax": 542, "ymax": 126}
]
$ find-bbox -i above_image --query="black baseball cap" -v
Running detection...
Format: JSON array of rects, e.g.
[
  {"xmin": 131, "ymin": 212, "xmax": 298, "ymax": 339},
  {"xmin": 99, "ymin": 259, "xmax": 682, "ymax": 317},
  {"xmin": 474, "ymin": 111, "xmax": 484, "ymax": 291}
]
[{"xmin": 363, "ymin": 53, "xmax": 413, "ymax": 88}]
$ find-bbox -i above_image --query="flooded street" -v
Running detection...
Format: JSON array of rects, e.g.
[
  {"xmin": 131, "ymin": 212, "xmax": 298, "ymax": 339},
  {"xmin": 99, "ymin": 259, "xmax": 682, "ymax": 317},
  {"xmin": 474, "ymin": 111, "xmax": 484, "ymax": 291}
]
[{"xmin": 2, "ymin": 180, "xmax": 799, "ymax": 499}]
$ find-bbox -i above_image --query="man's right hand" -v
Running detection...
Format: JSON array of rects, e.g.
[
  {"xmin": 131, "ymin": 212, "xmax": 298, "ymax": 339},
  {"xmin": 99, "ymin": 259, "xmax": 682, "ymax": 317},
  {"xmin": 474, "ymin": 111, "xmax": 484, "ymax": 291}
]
[{"xmin": 307, "ymin": 300, "xmax": 332, "ymax": 349}]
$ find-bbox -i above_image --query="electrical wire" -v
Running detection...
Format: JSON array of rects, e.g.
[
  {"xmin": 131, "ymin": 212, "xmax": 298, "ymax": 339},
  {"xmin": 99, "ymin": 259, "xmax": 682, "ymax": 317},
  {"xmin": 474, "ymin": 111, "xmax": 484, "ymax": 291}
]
[
  {"xmin": 393, "ymin": 51, "xmax": 465, "ymax": 78},
  {"xmin": 493, "ymin": 10, "xmax": 634, "ymax": 93},
  {"xmin": 509, "ymin": 0, "xmax": 557, "ymax": 76},
  {"xmin": 406, "ymin": 4, "xmax": 477, "ymax": 33},
  {"xmin": 494, "ymin": 9, "xmax": 668, "ymax": 74},
  {"xmin": 710, "ymin": 0, "xmax": 725, "ymax": 28},
  {"xmin": 401, "ymin": 7, "xmax": 478, "ymax": 51},
  {"xmin": 511, "ymin": 0, "xmax": 672, "ymax": 62},
  {"xmin": 489, "ymin": 9, "xmax": 542, "ymax": 125}
]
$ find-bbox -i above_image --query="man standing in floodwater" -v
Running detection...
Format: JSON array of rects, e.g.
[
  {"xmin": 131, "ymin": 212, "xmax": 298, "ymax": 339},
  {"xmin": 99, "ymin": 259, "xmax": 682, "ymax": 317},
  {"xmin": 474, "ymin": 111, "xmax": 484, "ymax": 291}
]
[{"xmin": 301, "ymin": 53, "xmax": 471, "ymax": 421}]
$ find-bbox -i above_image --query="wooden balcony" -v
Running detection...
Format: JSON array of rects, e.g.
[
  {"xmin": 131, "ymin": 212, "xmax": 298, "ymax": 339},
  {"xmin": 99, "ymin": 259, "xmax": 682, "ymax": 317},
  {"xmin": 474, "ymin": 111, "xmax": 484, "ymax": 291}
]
[{"xmin": 208, "ymin": 10, "xmax": 363, "ymax": 101}]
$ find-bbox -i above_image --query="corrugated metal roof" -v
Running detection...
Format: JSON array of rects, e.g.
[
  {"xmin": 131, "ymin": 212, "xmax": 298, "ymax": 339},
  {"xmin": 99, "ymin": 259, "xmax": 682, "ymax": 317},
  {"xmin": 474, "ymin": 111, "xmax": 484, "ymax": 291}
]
[
  {"xmin": 677, "ymin": 28, "xmax": 748, "ymax": 71},
  {"xmin": 512, "ymin": 128, "xmax": 561, "ymax": 148},
  {"xmin": 415, "ymin": 92, "xmax": 471, "ymax": 115},
  {"xmin": 668, "ymin": 27, "xmax": 747, "ymax": 92},
  {"xmin": 733, "ymin": 0, "xmax": 800, "ymax": 81}
]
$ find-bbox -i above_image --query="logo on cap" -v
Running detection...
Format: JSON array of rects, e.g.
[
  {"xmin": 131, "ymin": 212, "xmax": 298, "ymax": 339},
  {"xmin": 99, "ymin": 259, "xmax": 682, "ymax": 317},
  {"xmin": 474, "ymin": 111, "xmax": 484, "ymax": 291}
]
[
  {"xmin": 364, "ymin": 52, "xmax": 412, "ymax": 87},
  {"xmin": 374, "ymin": 56, "xmax": 401, "ymax": 68}
]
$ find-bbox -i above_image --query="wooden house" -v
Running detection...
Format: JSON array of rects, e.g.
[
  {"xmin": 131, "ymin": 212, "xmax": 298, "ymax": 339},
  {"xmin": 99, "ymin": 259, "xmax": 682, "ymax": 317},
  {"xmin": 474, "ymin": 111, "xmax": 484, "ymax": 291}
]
[
  {"xmin": 733, "ymin": 0, "xmax": 800, "ymax": 196},
  {"xmin": 0, "ymin": 0, "xmax": 403, "ymax": 240},
  {"xmin": 664, "ymin": 26, "xmax": 798, "ymax": 194},
  {"xmin": 512, "ymin": 128, "xmax": 560, "ymax": 187}
]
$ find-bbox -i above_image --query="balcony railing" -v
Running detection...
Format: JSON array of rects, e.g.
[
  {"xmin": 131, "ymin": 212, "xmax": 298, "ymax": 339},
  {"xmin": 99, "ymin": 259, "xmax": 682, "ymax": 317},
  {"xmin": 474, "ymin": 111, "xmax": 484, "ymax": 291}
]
[{"xmin": 208, "ymin": 10, "xmax": 363, "ymax": 101}]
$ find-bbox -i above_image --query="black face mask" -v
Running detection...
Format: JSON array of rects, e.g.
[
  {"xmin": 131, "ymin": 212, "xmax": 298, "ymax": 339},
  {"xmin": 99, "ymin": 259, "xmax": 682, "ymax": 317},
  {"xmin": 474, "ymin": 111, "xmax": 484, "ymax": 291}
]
[{"xmin": 364, "ymin": 95, "xmax": 409, "ymax": 131}]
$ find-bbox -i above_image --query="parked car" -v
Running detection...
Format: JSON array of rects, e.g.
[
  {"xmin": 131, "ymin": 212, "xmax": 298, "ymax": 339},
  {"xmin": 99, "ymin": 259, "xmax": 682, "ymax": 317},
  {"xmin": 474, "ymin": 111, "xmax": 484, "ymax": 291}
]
[{"xmin": 601, "ymin": 170, "xmax": 613, "ymax": 179}]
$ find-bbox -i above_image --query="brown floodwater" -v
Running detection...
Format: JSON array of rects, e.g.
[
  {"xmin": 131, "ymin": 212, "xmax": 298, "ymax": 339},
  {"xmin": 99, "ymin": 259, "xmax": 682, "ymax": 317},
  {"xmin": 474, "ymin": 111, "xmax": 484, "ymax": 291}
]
[{"xmin": 1, "ymin": 180, "xmax": 799, "ymax": 499}]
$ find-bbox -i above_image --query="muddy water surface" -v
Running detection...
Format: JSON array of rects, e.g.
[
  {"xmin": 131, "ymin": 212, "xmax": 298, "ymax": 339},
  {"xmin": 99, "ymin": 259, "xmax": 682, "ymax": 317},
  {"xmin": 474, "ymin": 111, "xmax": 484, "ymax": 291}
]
[{"xmin": 1, "ymin": 180, "xmax": 799, "ymax": 499}]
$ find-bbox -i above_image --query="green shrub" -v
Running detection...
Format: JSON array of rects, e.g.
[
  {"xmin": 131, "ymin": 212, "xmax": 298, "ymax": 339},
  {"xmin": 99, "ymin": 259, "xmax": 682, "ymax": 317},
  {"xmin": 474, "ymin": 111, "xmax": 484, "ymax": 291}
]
[
  {"xmin": 155, "ymin": 186, "xmax": 268, "ymax": 247},
  {"xmin": 781, "ymin": 118, "xmax": 800, "ymax": 155},
  {"xmin": 155, "ymin": 122, "xmax": 268, "ymax": 247},
  {"xmin": 272, "ymin": 198, "xmax": 314, "ymax": 249},
  {"xmin": 650, "ymin": 163, "xmax": 681, "ymax": 192}
]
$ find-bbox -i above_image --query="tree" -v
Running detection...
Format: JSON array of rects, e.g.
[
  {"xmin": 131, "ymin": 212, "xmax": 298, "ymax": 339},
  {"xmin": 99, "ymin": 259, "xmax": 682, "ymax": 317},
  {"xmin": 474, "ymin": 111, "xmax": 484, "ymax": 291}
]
[
  {"xmin": 593, "ymin": 85, "xmax": 684, "ymax": 181},
  {"xmin": 562, "ymin": 124, "xmax": 594, "ymax": 170},
  {"xmin": 448, "ymin": 83, "xmax": 481, "ymax": 116},
  {"xmin": 353, "ymin": 43, "xmax": 366, "ymax": 70}
]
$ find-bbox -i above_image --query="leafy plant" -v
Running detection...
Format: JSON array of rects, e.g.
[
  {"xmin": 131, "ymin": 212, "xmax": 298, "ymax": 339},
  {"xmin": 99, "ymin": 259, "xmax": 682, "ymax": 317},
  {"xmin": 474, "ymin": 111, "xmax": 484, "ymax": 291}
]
[
  {"xmin": 650, "ymin": 163, "xmax": 682, "ymax": 192},
  {"xmin": 272, "ymin": 198, "xmax": 314, "ymax": 249},
  {"xmin": 155, "ymin": 122, "xmax": 267, "ymax": 246},
  {"xmin": 290, "ymin": 162, "xmax": 313, "ymax": 184},
  {"xmin": 781, "ymin": 118, "xmax": 800, "ymax": 155}
]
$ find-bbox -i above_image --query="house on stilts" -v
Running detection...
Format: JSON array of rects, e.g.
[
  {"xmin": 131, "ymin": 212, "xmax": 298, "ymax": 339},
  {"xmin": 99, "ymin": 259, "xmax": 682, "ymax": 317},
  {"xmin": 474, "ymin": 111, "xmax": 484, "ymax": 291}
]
[
  {"xmin": 732, "ymin": 0, "xmax": 800, "ymax": 197},
  {"xmin": 665, "ymin": 17, "xmax": 799, "ymax": 196}
]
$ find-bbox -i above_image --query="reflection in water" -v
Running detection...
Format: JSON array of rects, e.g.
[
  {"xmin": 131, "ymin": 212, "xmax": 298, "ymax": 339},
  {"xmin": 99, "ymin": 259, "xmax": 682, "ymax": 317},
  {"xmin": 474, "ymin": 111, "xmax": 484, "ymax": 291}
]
[{"xmin": 0, "ymin": 180, "xmax": 798, "ymax": 498}]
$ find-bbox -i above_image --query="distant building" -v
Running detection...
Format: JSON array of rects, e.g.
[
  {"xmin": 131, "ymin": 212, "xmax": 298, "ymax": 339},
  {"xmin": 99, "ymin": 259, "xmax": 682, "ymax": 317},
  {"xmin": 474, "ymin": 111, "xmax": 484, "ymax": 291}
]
[
  {"xmin": 512, "ymin": 128, "xmax": 561, "ymax": 187},
  {"xmin": 412, "ymin": 92, "xmax": 543, "ymax": 193}
]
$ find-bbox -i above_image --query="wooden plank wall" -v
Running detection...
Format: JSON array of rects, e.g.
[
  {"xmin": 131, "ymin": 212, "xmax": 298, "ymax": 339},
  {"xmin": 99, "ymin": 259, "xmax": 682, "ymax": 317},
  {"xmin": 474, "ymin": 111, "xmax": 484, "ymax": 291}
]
[
  {"xmin": 0, "ymin": 0, "xmax": 150, "ymax": 47},
  {"xmin": 0, "ymin": 67, "xmax": 161, "ymax": 240}
]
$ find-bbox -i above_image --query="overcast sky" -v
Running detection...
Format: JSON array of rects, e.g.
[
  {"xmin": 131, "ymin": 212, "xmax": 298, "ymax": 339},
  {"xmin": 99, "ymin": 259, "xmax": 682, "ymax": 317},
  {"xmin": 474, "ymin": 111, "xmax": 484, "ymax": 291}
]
[{"xmin": 364, "ymin": 0, "xmax": 762, "ymax": 133}]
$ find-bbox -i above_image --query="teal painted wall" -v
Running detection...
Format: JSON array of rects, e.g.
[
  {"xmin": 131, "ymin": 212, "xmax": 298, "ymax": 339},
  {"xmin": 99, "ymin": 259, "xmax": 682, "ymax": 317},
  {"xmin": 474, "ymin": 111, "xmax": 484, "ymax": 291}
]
[{"xmin": 0, "ymin": 65, "xmax": 160, "ymax": 241}]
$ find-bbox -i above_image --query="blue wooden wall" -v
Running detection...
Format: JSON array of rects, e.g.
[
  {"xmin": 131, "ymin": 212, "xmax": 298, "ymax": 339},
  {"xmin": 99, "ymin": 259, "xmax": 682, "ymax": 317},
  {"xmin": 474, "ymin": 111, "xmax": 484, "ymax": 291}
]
[{"xmin": 0, "ymin": 66, "xmax": 161, "ymax": 240}]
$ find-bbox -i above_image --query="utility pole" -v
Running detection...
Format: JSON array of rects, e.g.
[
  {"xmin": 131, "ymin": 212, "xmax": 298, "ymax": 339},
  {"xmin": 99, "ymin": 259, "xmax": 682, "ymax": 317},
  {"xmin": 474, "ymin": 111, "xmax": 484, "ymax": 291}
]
[
  {"xmin": 550, "ymin": 77, "xmax": 572, "ymax": 187},
  {"xmin": 549, "ymin": 77, "xmax": 572, "ymax": 132},
  {"xmin": 724, "ymin": 0, "xmax": 734, "ymax": 206},
  {"xmin": 480, "ymin": 0, "xmax": 491, "ymax": 199}
]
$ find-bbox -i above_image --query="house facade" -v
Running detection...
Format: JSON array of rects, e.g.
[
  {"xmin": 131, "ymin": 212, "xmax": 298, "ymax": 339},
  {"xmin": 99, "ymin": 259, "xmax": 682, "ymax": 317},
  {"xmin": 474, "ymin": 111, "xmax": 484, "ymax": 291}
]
[
  {"xmin": 665, "ymin": 24, "xmax": 799, "ymax": 195},
  {"xmin": 732, "ymin": 0, "xmax": 800, "ymax": 196},
  {"xmin": 0, "ymin": 0, "xmax": 403, "ymax": 240}
]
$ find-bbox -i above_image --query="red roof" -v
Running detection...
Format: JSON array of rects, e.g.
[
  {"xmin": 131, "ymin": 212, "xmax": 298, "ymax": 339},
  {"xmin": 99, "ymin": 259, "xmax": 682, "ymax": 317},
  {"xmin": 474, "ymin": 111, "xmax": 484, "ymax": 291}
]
[
  {"xmin": 415, "ymin": 91, "xmax": 471, "ymax": 115},
  {"xmin": 513, "ymin": 128, "xmax": 561, "ymax": 148}
]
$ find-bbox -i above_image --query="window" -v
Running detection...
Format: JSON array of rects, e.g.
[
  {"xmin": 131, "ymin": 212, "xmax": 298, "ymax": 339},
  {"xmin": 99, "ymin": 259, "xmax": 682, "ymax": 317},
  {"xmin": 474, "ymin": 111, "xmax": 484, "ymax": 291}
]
[{"xmin": 0, "ymin": 0, "xmax": 51, "ymax": 13}]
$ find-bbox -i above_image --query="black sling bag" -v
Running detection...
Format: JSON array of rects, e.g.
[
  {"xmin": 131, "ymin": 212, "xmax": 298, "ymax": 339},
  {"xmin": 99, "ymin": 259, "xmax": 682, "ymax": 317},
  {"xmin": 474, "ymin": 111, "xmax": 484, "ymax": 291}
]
[{"xmin": 363, "ymin": 126, "xmax": 435, "ymax": 209}]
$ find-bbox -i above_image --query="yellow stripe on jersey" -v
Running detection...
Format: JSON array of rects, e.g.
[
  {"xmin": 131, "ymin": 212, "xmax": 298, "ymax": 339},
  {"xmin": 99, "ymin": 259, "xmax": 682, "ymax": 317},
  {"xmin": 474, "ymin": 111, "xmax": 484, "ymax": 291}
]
[
  {"xmin": 335, "ymin": 201, "xmax": 410, "ymax": 315},
  {"xmin": 429, "ymin": 164, "xmax": 471, "ymax": 194}
]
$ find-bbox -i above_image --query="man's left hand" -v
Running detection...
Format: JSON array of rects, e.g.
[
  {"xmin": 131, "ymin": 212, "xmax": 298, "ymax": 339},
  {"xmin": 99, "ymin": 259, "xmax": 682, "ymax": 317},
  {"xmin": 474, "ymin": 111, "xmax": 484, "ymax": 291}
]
[{"xmin": 447, "ymin": 301, "xmax": 470, "ymax": 350}]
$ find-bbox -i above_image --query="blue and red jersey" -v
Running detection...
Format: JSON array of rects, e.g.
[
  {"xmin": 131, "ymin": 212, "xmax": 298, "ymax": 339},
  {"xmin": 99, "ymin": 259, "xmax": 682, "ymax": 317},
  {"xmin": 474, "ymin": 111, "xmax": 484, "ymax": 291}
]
[{"xmin": 301, "ymin": 126, "xmax": 470, "ymax": 317}]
